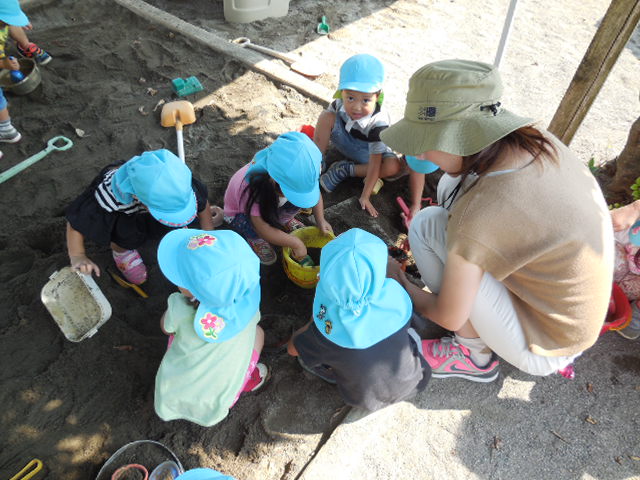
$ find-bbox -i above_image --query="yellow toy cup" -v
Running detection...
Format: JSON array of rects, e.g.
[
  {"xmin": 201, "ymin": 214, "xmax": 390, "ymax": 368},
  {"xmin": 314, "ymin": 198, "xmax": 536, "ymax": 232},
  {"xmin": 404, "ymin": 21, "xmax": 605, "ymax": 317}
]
[{"xmin": 282, "ymin": 226, "xmax": 335, "ymax": 288}]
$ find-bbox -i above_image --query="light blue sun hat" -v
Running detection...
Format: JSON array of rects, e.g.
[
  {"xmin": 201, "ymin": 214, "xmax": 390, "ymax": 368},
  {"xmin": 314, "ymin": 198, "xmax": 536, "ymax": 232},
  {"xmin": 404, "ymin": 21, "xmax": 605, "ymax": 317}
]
[
  {"xmin": 0, "ymin": 0, "xmax": 29, "ymax": 27},
  {"xmin": 158, "ymin": 229, "xmax": 261, "ymax": 343},
  {"xmin": 177, "ymin": 468, "xmax": 236, "ymax": 480},
  {"xmin": 312, "ymin": 228, "xmax": 412, "ymax": 349},
  {"xmin": 405, "ymin": 155, "xmax": 439, "ymax": 174},
  {"xmin": 338, "ymin": 54, "xmax": 385, "ymax": 93},
  {"xmin": 113, "ymin": 149, "xmax": 197, "ymax": 227},
  {"xmin": 246, "ymin": 131, "xmax": 321, "ymax": 208}
]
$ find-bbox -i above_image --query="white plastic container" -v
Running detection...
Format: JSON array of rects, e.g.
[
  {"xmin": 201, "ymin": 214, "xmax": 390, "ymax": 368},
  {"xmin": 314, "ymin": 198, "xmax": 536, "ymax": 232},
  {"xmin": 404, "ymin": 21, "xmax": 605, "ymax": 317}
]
[
  {"xmin": 223, "ymin": 0, "xmax": 290, "ymax": 23},
  {"xmin": 41, "ymin": 267, "xmax": 112, "ymax": 342}
]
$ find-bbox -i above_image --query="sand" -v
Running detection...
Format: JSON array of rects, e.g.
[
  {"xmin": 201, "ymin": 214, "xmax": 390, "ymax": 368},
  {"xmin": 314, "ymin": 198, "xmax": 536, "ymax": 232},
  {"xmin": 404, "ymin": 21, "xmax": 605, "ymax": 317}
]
[{"xmin": 1, "ymin": 0, "xmax": 638, "ymax": 478}]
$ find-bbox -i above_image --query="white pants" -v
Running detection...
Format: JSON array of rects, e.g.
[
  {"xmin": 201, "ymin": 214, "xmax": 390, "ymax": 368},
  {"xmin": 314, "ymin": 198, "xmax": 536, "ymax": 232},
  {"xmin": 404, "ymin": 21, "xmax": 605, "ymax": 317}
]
[{"xmin": 408, "ymin": 174, "xmax": 579, "ymax": 376}]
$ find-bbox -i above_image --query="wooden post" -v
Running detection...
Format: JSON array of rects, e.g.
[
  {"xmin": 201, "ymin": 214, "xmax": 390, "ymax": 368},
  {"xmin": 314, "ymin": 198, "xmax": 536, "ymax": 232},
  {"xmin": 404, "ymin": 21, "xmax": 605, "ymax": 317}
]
[{"xmin": 548, "ymin": 0, "xmax": 640, "ymax": 145}]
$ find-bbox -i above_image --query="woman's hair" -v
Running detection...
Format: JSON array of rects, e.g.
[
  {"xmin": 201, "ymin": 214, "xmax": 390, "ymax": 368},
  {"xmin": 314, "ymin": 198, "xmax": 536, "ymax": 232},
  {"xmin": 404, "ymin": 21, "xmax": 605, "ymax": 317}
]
[
  {"xmin": 443, "ymin": 126, "xmax": 558, "ymax": 208},
  {"xmin": 243, "ymin": 171, "xmax": 282, "ymax": 229}
]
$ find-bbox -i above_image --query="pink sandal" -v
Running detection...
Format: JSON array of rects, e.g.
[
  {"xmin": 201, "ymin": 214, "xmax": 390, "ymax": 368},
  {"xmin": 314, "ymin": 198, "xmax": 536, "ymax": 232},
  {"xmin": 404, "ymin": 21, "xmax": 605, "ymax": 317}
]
[{"xmin": 112, "ymin": 249, "xmax": 148, "ymax": 285}]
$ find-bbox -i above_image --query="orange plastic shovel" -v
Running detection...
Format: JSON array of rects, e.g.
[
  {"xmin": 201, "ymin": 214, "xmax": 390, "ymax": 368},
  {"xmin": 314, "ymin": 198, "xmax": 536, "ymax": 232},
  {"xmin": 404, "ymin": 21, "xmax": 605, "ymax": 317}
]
[{"xmin": 161, "ymin": 100, "xmax": 196, "ymax": 162}]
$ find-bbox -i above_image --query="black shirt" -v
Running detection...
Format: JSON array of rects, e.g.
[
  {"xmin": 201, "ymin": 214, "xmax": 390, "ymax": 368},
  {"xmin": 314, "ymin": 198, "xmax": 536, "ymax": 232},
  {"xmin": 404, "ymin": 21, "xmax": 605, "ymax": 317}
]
[{"xmin": 294, "ymin": 321, "xmax": 431, "ymax": 411}]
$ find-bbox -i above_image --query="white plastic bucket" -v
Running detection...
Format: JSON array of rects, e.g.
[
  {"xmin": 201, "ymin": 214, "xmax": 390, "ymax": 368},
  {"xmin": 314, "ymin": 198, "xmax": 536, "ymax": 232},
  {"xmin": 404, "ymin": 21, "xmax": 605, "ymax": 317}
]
[
  {"xmin": 223, "ymin": 0, "xmax": 290, "ymax": 23},
  {"xmin": 41, "ymin": 267, "xmax": 112, "ymax": 342}
]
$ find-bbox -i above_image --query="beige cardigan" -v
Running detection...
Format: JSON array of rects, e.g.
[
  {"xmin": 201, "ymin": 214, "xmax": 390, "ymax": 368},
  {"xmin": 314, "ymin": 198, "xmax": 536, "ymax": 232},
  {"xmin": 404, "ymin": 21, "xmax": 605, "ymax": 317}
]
[{"xmin": 448, "ymin": 138, "xmax": 614, "ymax": 357}]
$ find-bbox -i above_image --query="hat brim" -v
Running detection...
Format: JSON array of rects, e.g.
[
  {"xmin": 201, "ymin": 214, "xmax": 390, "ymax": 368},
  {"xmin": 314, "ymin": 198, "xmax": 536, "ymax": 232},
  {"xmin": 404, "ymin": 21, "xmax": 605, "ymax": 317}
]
[
  {"xmin": 381, "ymin": 109, "xmax": 533, "ymax": 157},
  {"xmin": 338, "ymin": 81, "xmax": 383, "ymax": 94},
  {"xmin": 148, "ymin": 191, "xmax": 198, "ymax": 228},
  {"xmin": 405, "ymin": 155, "xmax": 439, "ymax": 174},
  {"xmin": 280, "ymin": 183, "xmax": 320, "ymax": 209},
  {"xmin": 313, "ymin": 278, "xmax": 412, "ymax": 349},
  {"xmin": 0, "ymin": 10, "xmax": 29, "ymax": 27}
]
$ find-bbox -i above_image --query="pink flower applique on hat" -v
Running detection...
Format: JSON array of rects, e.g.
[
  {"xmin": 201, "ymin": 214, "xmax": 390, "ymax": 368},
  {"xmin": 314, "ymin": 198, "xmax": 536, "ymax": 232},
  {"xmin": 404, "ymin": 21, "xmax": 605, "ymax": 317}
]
[
  {"xmin": 199, "ymin": 312, "xmax": 226, "ymax": 340},
  {"xmin": 187, "ymin": 233, "xmax": 217, "ymax": 250}
]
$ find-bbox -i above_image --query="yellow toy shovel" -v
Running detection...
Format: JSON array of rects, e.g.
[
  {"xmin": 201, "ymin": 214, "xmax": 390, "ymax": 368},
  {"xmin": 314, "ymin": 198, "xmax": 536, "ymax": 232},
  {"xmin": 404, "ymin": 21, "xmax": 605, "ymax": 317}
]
[{"xmin": 160, "ymin": 100, "xmax": 196, "ymax": 163}]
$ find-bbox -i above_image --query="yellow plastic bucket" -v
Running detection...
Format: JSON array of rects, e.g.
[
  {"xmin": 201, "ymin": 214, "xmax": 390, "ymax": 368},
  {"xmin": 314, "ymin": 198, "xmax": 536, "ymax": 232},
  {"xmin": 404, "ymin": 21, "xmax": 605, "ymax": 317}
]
[{"xmin": 282, "ymin": 226, "xmax": 334, "ymax": 289}]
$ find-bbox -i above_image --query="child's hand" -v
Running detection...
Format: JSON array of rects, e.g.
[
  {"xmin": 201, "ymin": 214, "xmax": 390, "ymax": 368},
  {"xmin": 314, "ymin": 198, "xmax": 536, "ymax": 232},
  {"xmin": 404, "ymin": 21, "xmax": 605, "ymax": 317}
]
[
  {"xmin": 359, "ymin": 195, "xmax": 379, "ymax": 218},
  {"xmin": 3, "ymin": 57, "xmax": 19, "ymax": 70},
  {"xmin": 291, "ymin": 237, "xmax": 308, "ymax": 261},
  {"xmin": 70, "ymin": 254, "xmax": 101, "ymax": 277},
  {"xmin": 386, "ymin": 255, "xmax": 405, "ymax": 283},
  {"xmin": 611, "ymin": 201, "xmax": 640, "ymax": 232},
  {"xmin": 210, "ymin": 205, "xmax": 224, "ymax": 228},
  {"xmin": 317, "ymin": 218, "xmax": 333, "ymax": 236}
]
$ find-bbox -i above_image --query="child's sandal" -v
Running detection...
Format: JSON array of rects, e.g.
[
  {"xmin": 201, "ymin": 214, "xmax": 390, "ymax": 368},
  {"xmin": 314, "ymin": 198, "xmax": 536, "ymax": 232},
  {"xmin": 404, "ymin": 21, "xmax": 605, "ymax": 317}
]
[
  {"xmin": 245, "ymin": 363, "xmax": 270, "ymax": 393},
  {"xmin": 112, "ymin": 249, "xmax": 148, "ymax": 285},
  {"xmin": 248, "ymin": 238, "xmax": 277, "ymax": 265}
]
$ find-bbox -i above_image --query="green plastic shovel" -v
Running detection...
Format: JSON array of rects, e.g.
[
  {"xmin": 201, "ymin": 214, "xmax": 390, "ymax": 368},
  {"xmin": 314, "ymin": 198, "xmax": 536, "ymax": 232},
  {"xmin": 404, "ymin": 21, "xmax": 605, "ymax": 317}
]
[{"xmin": 0, "ymin": 135, "xmax": 73, "ymax": 185}]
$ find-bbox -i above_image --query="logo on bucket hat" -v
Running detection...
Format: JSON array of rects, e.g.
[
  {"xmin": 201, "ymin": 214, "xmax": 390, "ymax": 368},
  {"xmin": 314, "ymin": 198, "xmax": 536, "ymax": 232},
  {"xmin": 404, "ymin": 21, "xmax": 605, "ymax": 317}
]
[
  {"xmin": 337, "ymin": 54, "xmax": 385, "ymax": 94},
  {"xmin": 158, "ymin": 229, "xmax": 261, "ymax": 343},
  {"xmin": 0, "ymin": 0, "xmax": 29, "ymax": 26},
  {"xmin": 380, "ymin": 59, "xmax": 533, "ymax": 157},
  {"xmin": 312, "ymin": 228, "xmax": 412, "ymax": 349},
  {"xmin": 246, "ymin": 131, "xmax": 321, "ymax": 208},
  {"xmin": 112, "ymin": 149, "xmax": 197, "ymax": 227}
]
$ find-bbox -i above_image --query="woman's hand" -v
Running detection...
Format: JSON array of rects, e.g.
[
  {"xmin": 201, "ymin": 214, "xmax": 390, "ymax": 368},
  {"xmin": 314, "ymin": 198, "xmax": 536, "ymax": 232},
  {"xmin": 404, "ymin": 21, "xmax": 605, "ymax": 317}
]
[
  {"xmin": 611, "ymin": 200, "xmax": 640, "ymax": 232},
  {"xmin": 359, "ymin": 195, "xmax": 379, "ymax": 217},
  {"xmin": 70, "ymin": 254, "xmax": 101, "ymax": 277}
]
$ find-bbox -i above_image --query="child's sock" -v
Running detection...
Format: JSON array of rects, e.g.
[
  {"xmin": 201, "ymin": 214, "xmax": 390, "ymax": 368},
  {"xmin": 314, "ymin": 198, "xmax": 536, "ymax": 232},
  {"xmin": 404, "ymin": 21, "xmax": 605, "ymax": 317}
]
[
  {"xmin": 0, "ymin": 119, "xmax": 20, "ymax": 142},
  {"xmin": 455, "ymin": 333, "xmax": 492, "ymax": 367}
]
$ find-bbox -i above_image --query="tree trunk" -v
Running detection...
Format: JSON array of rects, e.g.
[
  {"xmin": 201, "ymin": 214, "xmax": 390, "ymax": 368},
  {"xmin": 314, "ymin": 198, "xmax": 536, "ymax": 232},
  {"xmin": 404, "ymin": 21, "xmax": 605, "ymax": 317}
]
[{"xmin": 607, "ymin": 115, "xmax": 640, "ymax": 204}]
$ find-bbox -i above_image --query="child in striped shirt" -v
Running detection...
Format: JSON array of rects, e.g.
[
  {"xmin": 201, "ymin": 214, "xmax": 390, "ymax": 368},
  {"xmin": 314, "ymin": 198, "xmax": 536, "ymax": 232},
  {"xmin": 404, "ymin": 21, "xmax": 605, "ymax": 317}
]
[
  {"xmin": 315, "ymin": 54, "xmax": 404, "ymax": 217},
  {"xmin": 65, "ymin": 149, "xmax": 222, "ymax": 284}
]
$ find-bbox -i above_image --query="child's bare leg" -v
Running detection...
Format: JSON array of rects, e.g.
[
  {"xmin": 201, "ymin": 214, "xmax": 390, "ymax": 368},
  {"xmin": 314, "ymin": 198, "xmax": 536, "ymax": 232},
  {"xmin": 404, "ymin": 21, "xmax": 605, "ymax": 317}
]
[
  {"xmin": 254, "ymin": 325, "xmax": 265, "ymax": 355},
  {"xmin": 0, "ymin": 108, "xmax": 9, "ymax": 122},
  {"xmin": 313, "ymin": 111, "xmax": 336, "ymax": 155},
  {"xmin": 352, "ymin": 156, "xmax": 401, "ymax": 178},
  {"xmin": 8, "ymin": 26, "xmax": 30, "ymax": 49},
  {"xmin": 110, "ymin": 242, "xmax": 127, "ymax": 253}
]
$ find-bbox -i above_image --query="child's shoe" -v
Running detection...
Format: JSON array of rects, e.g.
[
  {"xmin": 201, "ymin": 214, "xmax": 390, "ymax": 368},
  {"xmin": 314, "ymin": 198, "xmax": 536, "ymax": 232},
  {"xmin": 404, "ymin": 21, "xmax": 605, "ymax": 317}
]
[
  {"xmin": 112, "ymin": 249, "xmax": 148, "ymax": 284},
  {"xmin": 248, "ymin": 238, "xmax": 277, "ymax": 265},
  {"xmin": 284, "ymin": 217, "xmax": 305, "ymax": 232},
  {"xmin": 0, "ymin": 123, "xmax": 21, "ymax": 143},
  {"xmin": 320, "ymin": 160, "xmax": 354, "ymax": 193},
  {"xmin": 421, "ymin": 336, "xmax": 500, "ymax": 383},
  {"xmin": 244, "ymin": 363, "xmax": 270, "ymax": 392},
  {"xmin": 0, "ymin": 150, "xmax": 3, "ymax": 160},
  {"xmin": 17, "ymin": 42, "xmax": 52, "ymax": 65}
]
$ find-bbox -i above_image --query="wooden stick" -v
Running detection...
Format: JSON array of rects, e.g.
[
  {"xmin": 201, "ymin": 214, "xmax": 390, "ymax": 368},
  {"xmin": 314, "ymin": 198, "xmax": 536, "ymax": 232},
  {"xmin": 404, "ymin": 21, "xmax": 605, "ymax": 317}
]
[
  {"xmin": 548, "ymin": 0, "xmax": 640, "ymax": 145},
  {"xmin": 113, "ymin": 0, "xmax": 333, "ymax": 105}
]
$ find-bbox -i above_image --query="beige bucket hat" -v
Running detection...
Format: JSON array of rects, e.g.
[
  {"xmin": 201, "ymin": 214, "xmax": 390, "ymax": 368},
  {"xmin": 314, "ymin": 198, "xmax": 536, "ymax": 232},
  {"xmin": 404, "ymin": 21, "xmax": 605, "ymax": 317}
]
[{"xmin": 381, "ymin": 59, "xmax": 533, "ymax": 156}]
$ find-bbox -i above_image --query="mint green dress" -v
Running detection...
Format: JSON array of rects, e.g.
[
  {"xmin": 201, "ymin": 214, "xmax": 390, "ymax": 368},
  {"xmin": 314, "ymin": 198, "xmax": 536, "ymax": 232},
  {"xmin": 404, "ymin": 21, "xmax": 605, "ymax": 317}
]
[{"xmin": 154, "ymin": 293, "xmax": 258, "ymax": 427}]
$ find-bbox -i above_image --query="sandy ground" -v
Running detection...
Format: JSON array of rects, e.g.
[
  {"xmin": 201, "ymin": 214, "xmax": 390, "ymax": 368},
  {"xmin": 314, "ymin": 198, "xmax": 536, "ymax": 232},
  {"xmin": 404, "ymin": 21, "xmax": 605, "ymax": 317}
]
[{"xmin": 0, "ymin": 0, "xmax": 639, "ymax": 479}]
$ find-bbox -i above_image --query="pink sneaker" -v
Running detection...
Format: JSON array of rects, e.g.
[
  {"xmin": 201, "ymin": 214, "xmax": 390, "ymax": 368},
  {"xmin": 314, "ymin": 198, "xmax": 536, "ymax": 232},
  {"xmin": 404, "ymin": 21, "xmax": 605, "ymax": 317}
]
[
  {"xmin": 112, "ymin": 249, "xmax": 147, "ymax": 285},
  {"xmin": 422, "ymin": 337, "xmax": 500, "ymax": 383}
]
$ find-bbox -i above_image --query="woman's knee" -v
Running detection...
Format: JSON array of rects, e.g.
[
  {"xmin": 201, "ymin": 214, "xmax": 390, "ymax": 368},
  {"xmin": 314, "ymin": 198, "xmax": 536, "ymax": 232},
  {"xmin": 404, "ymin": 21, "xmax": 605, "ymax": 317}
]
[{"xmin": 409, "ymin": 206, "xmax": 448, "ymax": 246}]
